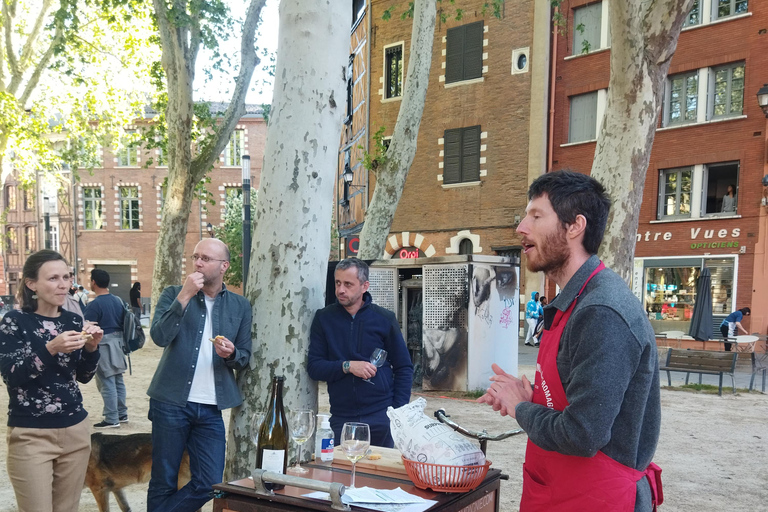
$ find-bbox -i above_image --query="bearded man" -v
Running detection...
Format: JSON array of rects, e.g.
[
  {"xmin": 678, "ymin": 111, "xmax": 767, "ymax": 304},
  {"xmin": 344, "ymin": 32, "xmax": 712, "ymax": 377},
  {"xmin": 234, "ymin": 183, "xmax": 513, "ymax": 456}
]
[{"xmin": 478, "ymin": 171, "xmax": 662, "ymax": 511}]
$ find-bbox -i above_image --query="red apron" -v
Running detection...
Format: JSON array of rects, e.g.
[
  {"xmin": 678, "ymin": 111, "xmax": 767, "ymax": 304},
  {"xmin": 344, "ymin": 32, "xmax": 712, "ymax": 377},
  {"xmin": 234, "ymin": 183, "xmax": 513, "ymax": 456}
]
[{"xmin": 520, "ymin": 263, "xmax": 663, "ymax": 512}]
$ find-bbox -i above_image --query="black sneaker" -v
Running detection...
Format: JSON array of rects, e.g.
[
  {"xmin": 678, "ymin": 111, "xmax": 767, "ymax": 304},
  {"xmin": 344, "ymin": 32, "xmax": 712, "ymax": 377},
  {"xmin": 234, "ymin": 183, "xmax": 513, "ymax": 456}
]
[
  {"xmin": 119, "ymin": 415, "xmax": 129, "ymax": 423},
  {"xmin": 94, "ymin": 421, "xmax": 120, "ymax": 429}
]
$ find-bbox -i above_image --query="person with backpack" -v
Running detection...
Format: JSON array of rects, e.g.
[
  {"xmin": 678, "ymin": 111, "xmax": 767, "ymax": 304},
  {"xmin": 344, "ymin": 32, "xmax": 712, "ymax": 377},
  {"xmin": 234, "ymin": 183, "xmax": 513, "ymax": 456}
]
[{"xmin": 84, "ymin": 269, "xmax": 128, "ymax": 428}]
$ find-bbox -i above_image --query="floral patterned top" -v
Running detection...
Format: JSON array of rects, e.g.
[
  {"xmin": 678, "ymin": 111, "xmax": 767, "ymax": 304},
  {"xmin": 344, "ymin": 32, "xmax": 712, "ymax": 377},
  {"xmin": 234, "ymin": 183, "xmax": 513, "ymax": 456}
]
[{"xmin": 0, "ymin": 309, "xmax": 100, "ymax": 428}]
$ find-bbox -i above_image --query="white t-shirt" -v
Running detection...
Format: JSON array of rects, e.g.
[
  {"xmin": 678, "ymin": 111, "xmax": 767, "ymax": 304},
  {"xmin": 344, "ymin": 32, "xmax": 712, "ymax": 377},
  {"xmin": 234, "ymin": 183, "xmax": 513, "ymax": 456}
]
[{"xmin": 187, "ymin": 295, "xmax": 218, "ymax": 405}]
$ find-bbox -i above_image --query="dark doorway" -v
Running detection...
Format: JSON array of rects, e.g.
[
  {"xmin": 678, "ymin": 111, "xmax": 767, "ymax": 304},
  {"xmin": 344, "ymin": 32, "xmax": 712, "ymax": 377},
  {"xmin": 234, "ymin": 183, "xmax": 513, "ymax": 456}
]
[{"xmin": 94, "ymin": 264, "xmax": 132, "ymax": 303}]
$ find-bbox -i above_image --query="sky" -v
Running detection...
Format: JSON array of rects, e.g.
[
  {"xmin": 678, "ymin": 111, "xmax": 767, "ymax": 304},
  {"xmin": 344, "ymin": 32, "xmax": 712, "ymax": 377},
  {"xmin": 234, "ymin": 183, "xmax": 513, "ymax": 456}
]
[{"xmin": 195, "ymin": 0, "xmax": 280, "ymax": 107}]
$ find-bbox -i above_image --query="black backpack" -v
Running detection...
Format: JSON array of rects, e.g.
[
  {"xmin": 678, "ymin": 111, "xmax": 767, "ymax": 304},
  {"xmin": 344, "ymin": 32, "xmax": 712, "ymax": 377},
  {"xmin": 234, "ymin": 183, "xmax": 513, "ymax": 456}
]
[{"xmin": 121, "ymin": 299, "xmax": 146, "ymax": 354}]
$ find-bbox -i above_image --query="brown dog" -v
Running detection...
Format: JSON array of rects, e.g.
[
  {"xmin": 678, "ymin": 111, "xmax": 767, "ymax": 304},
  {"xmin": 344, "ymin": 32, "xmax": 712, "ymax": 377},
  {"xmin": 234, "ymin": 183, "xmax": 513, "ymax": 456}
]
[{"xmin": 85, "ymin": 432, "xmax": 193, "ymax": 512}]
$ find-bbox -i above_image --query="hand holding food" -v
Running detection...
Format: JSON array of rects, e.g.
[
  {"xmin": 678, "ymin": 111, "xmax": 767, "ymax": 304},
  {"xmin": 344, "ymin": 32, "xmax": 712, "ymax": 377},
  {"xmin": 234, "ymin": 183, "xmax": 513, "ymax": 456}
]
[
  {"xmin": 209, "ymin": 335, "xmax": 226, "ymax": 346},
  {"xmin": 46, "ymin": 330, "xmax": 86, "ymax": 355},
  {"xmin": 81, "ymin": 323, "xmax": 103, "ymax": 352},
  {"xmin": 211, "ymin": 334, "xmax": 235, "ymax": 359}
]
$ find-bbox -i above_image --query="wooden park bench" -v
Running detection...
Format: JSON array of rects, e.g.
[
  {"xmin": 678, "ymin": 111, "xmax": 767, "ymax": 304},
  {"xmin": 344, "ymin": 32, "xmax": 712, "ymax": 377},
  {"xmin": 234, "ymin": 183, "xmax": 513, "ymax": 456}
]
[{"xmin": 660, "ymin": 349, "xmax": 738, "ymax": 396}]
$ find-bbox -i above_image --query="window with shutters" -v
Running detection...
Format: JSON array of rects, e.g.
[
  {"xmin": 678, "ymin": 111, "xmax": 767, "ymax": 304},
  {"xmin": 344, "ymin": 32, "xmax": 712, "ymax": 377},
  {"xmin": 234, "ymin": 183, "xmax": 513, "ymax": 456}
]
[
  {"xmin": 443, "ymin": 126, "xmax": 481, "ymax": 185},
  {"xmin": 445, "ymin": 21, "xmax": 484, "ymax": 84},
  {"xmin": 384, "ymin": 44, "xmax": 403, "ymax": 99},
  {"xmin": 663, "ymin": 71, "xmax": 698, "ymax": 127},
  {"xmin": 568, "ymin": 92, "xmax": 598, "ymax": 143},
  {"xmin": 714, "ymin": 0, "xmax": 748, "ymax": 20},
  {"xmin": 709, "ymin": 62, "xmax": 744, "ymax": 119},
  {"xmin": 658, "ymin": 167, "xmax": 692, "ymax": 219}
]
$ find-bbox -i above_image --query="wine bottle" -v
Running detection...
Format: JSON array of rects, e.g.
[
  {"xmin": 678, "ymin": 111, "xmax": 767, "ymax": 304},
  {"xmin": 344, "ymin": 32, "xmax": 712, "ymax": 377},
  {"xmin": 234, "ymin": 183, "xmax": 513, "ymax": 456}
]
[{"xmin": 256, "ymin": 375, "xmax": 289, "ymax": 490}]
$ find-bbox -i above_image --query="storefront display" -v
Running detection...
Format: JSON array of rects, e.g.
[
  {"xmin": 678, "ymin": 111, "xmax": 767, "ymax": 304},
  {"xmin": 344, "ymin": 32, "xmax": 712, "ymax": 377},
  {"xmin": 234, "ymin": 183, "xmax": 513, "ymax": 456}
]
[{"xmin": 640, "ymin": 256, "xmax": 735, "ymax": 334}]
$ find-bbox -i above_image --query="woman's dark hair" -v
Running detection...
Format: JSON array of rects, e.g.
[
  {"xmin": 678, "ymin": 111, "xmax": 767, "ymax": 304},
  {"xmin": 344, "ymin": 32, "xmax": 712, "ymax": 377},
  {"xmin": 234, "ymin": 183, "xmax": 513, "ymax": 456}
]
[
  {"xmin": 19, "ymin": 250, "xmax": 69, "ymax": 313},
  {"xmin": 132, "ymin": 282, "xmax": 141, "ymax": 291},
  {"xmin": 728, "ymin": 184, "xmax": 736, "ymax": 195},
  {"xmin": 528, "ymin": 170, "xmax": 612, "ymax": 255},
  {"xmin": 739, "ymin": 307, "xmax": 751, "ymax": 316}
]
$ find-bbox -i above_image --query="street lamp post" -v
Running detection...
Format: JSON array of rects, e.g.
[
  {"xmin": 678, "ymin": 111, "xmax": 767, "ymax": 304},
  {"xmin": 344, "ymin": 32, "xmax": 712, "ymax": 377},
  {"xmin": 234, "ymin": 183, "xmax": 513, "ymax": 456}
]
[
  {"xmin": 242, "ymin": 155, "xmax": 251, "ymax": 293},
  {"xmin": 752, "ymin": 85, "xmax": 768, "ymax": 338}
]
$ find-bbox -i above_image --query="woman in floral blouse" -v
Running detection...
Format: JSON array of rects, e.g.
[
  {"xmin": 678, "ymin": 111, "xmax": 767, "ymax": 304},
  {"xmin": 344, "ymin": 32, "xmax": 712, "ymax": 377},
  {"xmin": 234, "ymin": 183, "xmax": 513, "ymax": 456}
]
[{"xmin": 0, "ymin": 250, "xmax": 103, "ymax": 512}]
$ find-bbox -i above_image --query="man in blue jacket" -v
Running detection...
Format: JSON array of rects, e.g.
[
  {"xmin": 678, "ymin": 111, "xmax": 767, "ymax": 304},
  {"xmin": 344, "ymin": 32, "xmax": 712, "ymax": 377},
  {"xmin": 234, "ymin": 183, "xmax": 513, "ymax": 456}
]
[{"xmin": 308, "ymin": 258, "xmax": 413, "ymax": 448}]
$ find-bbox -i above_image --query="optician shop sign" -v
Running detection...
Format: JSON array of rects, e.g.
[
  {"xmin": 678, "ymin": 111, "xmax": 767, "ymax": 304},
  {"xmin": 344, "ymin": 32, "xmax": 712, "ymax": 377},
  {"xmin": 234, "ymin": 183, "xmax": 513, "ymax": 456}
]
[{"xmin": 636, "ymin": 227, "xmax": 741, "ymax": 250}]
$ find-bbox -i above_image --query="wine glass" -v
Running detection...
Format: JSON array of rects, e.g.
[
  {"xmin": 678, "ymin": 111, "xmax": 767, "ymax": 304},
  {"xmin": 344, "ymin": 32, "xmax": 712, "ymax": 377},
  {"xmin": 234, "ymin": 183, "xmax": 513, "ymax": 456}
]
[
  {"xmin": 340, "ymin": 422, "xmax": 370, "ymax": 489},
  {"xmin": 288, "ymin": 410, "xmax": 315, "ymax": 474},
  {"xmin": 249, "ymin": 411, "xmax": 264, "ymax": 446},
  {"xmin": 363, "ymin": 348, "xmax": 388, "ymax": 385}
]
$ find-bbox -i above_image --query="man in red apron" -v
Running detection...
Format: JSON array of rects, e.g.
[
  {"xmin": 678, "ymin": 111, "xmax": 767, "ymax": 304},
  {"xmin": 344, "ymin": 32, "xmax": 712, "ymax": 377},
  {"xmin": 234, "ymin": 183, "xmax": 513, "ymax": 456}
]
[{"xmin": 478, "ymin": 171, "xmax": 662, "ymax": 511}]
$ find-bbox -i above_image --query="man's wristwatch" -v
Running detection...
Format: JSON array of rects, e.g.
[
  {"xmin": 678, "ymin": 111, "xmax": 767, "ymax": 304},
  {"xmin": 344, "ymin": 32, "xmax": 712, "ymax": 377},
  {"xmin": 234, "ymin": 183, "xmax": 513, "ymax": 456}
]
[{"xmin": 343, "ymin": 360, "xmax": 350, "ymax": 374}]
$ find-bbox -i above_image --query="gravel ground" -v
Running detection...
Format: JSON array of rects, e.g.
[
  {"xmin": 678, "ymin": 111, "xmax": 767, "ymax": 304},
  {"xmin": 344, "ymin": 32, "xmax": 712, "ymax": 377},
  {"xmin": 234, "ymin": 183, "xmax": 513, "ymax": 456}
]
[{"xmin": 1, "ymin": 340, "xmax": 767, "ymax": 511}]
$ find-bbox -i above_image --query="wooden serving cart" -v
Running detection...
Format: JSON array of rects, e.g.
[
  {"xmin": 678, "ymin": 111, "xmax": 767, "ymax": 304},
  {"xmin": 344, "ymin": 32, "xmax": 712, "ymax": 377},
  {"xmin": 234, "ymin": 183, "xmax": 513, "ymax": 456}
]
[{"xmin": 212, "ymin": 447, "xmax": 503, "ymax": 512}]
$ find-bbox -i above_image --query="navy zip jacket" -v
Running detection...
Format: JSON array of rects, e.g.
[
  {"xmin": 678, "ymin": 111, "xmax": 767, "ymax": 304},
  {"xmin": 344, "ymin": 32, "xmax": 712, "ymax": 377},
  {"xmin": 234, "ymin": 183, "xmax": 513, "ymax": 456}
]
[{"xmin": 308, "ymin": 292, "xmax": 413, "ymax": 418}]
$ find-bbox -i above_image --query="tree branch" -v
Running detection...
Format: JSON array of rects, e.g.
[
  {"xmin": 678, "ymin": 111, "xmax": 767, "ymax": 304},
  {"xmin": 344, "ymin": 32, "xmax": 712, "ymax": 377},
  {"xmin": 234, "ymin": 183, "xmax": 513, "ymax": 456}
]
[
  {"xmin": 3, "ymin": 1, "xmax": 20, "ymax": 81},
  {"xmin": 18, "ymin": 0, "xmax": 55, "ymax": 72},
  {"xmin": 19, "ymin": 23, "xmax": 62, "ymax": 106},
  {"xmin": 190, "ymin": 0, "xmax": 266, "ymax": 181}
]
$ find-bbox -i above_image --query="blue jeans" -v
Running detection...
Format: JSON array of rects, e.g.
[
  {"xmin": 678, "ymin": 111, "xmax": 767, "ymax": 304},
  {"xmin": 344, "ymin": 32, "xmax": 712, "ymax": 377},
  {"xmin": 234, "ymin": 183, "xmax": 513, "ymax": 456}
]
[
  {"xmin": 147, "ymin": 399, "xmax": 226, "ymax": 512},
  {"xmin": 330, "ymin": 408, "xmax": 394, "ymax": 448},
  {"xmin": 95, "ymin": 371, "xmax": 127, "ymax": 423}
]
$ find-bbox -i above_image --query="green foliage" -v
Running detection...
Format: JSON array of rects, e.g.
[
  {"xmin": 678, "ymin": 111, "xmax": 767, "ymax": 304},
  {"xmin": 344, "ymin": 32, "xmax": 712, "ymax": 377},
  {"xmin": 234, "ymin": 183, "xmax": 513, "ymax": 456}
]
[
  {"xmin": 0, "ymin": 0, "xmax": 159, "ymax": 185},
  {"xmin": 359, "ymin": 126, "xmax": 389, "ymax": 175},
  {"xmin": 383, "ymin": 1, "xmax": 505, "ymax": 24},
  {"xmin": 551, "ymin": 0, "xmax": 567, "ymax": 34},
  {"xmin": 213, "ymin": 190, "xmax": 257, "ymax": 287},
  {"xmin": 575, "ymin": 23, "xmax": 591, "ymax": 54}
]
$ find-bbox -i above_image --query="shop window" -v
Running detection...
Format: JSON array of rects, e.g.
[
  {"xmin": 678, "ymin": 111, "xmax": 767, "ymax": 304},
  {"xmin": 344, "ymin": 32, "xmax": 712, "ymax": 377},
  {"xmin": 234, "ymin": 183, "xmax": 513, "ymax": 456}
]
[
  {"xmin": 708, "ymin": 258, "xmax": 735, "ymax": 315},
  {"xmin": 684, "ymin": 0, "xmax": 701, "ymax": 26},
  {"xmin": 83, "ymin": 187, "xmax": 104, "ymax": 230},
  {"xmin": 703, "ymin": 162, "xmax": 738, "ymax": 215},
  {"xmin": 443, "ymin": 126, "xmax": 480, "ymax": 184},
  {"xmin": 663, "ymin": 71, "xmax": 698, "ymax": 127},
  {"xmin": 714, "ymin": 0, "xmax": 748, "ymax": 20},
  {"xmin": 709, "ymin": 62, "xmax": 744, "ymax": 119},
  {"xmin": 445, "ymin": 21, "xmax": 484, "ymax": 84},
  {"xmin": 119, "ymin": 186, "xmax": 140, "ymax": 230},
  {"xmin": 643, "ymin": 257, "xmax": 735, "ymax": 334},
  {"xmin": 657, "ymin": 167, "xmax": 692, "ymax": 219},
  {"xmin": 384, "ymin": 44, "xmax": 403, "ymax": 99},
  {"xmin": 568, "ymin": 92, "xmax": 598, "ymax": 143}
]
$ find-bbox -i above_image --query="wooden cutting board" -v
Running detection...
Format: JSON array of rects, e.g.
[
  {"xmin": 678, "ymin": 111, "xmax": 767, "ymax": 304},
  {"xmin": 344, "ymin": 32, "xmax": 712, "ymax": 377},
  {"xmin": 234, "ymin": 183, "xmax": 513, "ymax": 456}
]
[{"xmin": 332, "ymin": 446, "xmax": 409, "ymax": 477}]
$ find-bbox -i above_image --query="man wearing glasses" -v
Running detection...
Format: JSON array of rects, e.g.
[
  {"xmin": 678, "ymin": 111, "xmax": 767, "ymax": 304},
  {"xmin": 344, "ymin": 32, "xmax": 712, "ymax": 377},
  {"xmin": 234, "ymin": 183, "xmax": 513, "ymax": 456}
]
[{"xmin": 147, "ymin": 238, "xmax": 252, "ymax": 511}]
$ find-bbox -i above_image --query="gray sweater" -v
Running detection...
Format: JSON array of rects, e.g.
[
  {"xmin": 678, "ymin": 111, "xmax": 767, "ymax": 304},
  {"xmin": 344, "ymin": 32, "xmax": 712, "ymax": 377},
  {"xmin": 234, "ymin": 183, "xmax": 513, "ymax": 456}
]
[{"xmin": 515, "ymin": 255, "xmax": 661, "ymax": 511}]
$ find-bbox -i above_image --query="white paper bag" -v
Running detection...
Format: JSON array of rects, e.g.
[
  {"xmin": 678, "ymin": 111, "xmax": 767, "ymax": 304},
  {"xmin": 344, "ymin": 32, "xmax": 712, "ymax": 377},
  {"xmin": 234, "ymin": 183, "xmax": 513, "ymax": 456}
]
[{"xmin": 387, "ymin": 397, "xmax": 485, "ymax": 467}]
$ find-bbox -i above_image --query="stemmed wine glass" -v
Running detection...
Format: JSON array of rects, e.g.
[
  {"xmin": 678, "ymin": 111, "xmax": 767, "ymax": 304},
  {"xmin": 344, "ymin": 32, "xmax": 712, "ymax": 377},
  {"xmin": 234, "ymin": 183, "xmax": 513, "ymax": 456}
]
[
  {"xmin": 340, "ymin": 422, "xmax": 370, "ymax": 489},
  {"xmin": 362, "ymin": 348, "xmax": 388, "ymax": 385},
  {"xmin": 249, "ymin": 411, "xmax": 264, "ymax": 447},
  {"xmin": 289, "ymin": 410, "xmax": 315, "ymax": 474}
]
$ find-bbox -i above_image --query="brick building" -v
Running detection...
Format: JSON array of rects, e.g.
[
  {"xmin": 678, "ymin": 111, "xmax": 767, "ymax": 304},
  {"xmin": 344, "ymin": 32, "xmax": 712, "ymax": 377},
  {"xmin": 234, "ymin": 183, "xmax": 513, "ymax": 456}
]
[
  {"xmin": 1, "ymin": 107, "xmax": 266, "ymax": 305},
  {"xmin": 337, "ymin": 0, "xmax": 552, "ymax": 303},
  {"xmin": 551, "ymin": 0, "xmax": 768, "ymax": 335}
]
